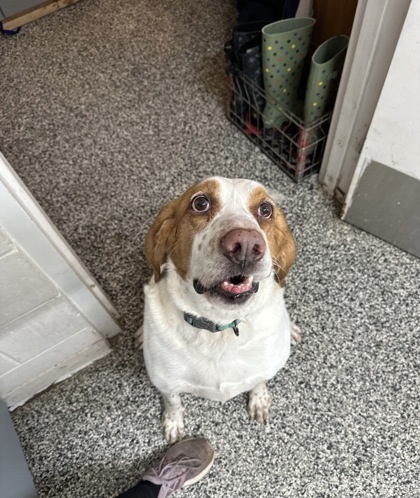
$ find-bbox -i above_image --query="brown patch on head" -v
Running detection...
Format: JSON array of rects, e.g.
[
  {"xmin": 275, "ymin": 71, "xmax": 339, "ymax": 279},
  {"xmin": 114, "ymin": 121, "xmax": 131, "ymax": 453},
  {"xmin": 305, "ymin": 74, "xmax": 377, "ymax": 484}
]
[
  {"xmin": 249, "ymin": 186, "xmax": 296, "ymax": 287},
  {"xmin": 145, "ymin": 179, "xmax": 221, "ymax": 281}
]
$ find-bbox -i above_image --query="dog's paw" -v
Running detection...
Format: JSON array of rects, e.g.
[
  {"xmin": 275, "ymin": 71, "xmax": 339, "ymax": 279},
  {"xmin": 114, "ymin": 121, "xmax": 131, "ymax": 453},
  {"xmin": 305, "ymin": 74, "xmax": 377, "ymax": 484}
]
[
  {"xmin": 134, "ymin": 326, "xmax": 144, "ymax": 349},
  {"xmin": 162, "ymin": 409, "xmax": 185, "ymax": 444},
  {"xmin": 291, "ymin": 323, "xmax": 302, "ymax": 345},
  {"xmin": 247, "ymin": 383, "xmax": 272, "ymax": 424}
]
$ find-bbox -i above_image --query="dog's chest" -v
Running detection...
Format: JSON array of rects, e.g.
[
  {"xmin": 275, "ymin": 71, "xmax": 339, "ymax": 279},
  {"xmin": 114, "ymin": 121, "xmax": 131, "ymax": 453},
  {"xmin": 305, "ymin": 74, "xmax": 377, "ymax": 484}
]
[
  {"xmin": 144, "ymin": 316, "xmax": 291, "ymax": 403},
  {"xmin": 183, "ymin": 333, "xmax": 289, "ymax": 402},
  {"xmin": 143, "ymin": 276, "xmax": 292, "ymax": 402}
]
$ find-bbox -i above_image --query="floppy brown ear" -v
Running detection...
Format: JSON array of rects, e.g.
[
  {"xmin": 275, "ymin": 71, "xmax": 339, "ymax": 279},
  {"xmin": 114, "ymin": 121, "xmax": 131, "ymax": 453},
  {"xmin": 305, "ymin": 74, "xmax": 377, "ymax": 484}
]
[
  {"xmin": 271, "ymin": 207, "xmax": 296, "ymax": 287},
  {"xmin": 145, "ymin": 199, "xmax": 179, "ymax": 282}
]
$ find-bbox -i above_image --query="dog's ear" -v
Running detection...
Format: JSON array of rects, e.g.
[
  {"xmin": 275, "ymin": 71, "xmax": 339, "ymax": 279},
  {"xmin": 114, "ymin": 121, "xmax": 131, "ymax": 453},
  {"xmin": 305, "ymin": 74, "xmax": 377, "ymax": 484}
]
[
  {"xmin": 145, "ymin": 199, "xmax": 179, "ymax": 282},
  {"xmin": 271, "ymin": 208, "xmax": 296, "ymax": 288}
]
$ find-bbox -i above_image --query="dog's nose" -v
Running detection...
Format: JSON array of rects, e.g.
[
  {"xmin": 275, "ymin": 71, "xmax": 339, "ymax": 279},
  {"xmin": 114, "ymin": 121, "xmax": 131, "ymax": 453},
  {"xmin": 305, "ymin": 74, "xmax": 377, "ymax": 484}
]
[{"xmin": 221, "ymin": 229, "xmax": 266, "ymax": 264}]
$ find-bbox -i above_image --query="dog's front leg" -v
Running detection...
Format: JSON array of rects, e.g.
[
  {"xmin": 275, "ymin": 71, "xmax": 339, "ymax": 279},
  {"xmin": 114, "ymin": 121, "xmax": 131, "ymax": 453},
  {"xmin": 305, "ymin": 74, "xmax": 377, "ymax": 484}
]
[
  {"xmin": 162, "ymin": 393, "xmax": 185, "ymax": 443},
  {"xmin": 247, "ymin": 382, "xmax": 272, "ymax": 424}
]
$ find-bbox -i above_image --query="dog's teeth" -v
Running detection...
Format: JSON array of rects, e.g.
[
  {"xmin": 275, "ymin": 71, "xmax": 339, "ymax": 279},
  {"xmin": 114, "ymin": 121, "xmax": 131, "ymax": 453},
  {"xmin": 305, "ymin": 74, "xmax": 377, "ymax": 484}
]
[
  {"xmin": 221, "ymin": 281, "xmax": 233, "ymax": 292},
  {"xmin": 220, "ymin": 276, "xmax": 255, "ymax": 295}
]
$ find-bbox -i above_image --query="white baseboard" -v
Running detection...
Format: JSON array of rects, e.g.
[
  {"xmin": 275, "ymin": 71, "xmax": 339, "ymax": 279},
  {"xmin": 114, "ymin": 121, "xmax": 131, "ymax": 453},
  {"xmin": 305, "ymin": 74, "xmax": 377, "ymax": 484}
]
[{"xmin": 3, "ymin": 337, "xmax": 112, "ymax": 410}]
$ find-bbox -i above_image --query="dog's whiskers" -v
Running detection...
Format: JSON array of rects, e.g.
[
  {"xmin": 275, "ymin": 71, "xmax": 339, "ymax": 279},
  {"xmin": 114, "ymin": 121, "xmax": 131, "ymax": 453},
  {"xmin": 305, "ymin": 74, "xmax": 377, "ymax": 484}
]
[{"xmin": 272, "ymin": 256, "xmax": 286, "ymax": 275}]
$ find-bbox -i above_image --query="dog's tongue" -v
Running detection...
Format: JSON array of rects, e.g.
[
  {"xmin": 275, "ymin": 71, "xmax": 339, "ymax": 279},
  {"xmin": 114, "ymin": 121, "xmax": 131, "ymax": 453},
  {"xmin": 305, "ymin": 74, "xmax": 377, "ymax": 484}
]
[{"xmin": 220, "ymin": 276, "xmax": 253, "ymax": 295}]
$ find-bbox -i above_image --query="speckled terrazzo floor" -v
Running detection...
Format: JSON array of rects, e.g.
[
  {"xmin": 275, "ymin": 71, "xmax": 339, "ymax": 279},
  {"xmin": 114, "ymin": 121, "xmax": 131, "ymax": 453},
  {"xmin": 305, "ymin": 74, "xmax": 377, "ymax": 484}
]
[{"xmin": 1, "ymin": 1, "xmax": 420, "ymax": 497}]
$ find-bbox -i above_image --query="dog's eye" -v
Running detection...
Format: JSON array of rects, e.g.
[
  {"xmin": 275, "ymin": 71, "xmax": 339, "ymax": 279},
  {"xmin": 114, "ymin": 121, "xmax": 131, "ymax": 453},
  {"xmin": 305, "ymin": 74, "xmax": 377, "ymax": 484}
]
[
  {"xmin": 258, "ymin": 202, "xmax": 273, "ymax": 219},
  {"xmin": 191, "ymin": 195, "xmax": 210, "ymax": 213}
]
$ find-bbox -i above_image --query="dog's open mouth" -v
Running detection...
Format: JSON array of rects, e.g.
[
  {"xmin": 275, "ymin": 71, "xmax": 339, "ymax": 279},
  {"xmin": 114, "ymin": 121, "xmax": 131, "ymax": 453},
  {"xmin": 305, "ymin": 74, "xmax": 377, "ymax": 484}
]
[{"xmin": 193, "ymin": 276, "xmax": 259, "ymax": 303}]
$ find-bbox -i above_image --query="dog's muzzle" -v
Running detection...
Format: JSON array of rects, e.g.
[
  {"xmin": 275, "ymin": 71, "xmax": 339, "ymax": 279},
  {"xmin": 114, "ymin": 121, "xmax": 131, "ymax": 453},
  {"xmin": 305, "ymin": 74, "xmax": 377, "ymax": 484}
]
[{"xmin": 193, "ymin": 228, "xmax": 266, "ymax": 304}]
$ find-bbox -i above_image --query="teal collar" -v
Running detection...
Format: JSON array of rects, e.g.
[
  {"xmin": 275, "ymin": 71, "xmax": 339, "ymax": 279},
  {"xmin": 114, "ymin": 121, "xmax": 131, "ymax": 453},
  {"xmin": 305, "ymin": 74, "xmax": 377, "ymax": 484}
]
[{"xmin": 184, "ymin": 312, "xmax": 241, "ymax": 336}]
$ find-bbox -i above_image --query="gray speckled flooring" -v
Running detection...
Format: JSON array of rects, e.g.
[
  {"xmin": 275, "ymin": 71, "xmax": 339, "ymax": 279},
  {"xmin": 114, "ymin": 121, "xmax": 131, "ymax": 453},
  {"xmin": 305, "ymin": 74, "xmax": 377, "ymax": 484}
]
[{"xmin": 1, "ymin": 1, "xmax": 420, "ymax": 497}]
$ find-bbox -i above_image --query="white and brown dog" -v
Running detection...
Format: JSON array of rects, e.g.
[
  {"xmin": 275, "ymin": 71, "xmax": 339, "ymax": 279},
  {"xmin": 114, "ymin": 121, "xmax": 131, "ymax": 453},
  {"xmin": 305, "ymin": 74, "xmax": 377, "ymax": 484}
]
[{"xmin": 140, "ymin": 177, "xmax": 299, "ymax": 443}]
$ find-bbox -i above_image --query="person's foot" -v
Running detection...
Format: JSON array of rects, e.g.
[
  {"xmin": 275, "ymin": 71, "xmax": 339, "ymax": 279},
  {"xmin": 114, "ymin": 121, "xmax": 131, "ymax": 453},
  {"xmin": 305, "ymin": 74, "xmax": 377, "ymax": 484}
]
[{"xmin": 141, "ymin": 438, "xmax": 215, "ymax": 498}]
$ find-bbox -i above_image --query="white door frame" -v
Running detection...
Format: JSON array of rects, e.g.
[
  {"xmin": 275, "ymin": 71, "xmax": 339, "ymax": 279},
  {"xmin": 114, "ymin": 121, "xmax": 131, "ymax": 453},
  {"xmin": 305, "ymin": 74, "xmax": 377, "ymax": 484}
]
[{"xmin": 319, "ymin": 0, "xmax": 412, "ymax": 201}]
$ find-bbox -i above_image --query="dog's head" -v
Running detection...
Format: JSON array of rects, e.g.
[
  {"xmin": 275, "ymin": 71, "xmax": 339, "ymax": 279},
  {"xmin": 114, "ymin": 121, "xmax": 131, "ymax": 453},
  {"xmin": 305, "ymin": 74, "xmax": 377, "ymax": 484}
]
[{"xmin": 145, "ymin": 177, "xmax": 295, "ymax": 311}]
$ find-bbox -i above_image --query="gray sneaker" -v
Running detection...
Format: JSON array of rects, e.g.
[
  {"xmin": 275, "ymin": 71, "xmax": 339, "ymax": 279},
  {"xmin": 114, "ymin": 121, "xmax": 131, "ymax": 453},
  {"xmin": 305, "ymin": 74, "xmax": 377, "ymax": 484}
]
[{"xmin": 142, "ymin": 438, "xmax": 216, "ymax": 498}]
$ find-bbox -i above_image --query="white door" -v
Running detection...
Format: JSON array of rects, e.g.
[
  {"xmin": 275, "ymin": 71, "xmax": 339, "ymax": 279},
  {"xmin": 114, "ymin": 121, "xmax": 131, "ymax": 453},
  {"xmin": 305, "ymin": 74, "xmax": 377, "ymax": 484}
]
[{"xmin": 0, "ymin": 152, "xmax": 121, "ymax": 409}]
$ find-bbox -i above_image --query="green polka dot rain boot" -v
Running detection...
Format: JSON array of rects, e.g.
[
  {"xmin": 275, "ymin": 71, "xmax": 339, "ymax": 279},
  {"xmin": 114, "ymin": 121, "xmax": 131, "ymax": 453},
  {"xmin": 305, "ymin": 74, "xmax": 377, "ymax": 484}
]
[
  {"xmin": 304, "ymin": 35, "xmax": 349, "ymax": 124},
  {"xmin": 295, "ymin": 35, "xmax": 349, "ymax": 178},
  {"xmin": 262, "ymin": 17, "xmax": 316, "ymax": 128}
]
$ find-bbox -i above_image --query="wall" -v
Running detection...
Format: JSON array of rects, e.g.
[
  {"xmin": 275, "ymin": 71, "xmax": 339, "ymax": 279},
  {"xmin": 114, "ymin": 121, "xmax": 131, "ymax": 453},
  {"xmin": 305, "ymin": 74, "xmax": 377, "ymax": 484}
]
[
  {"xmin": 348, "ymin": 1, "xmax": 419, "ymax": 182},
  {"xmin": 319, "ymin": 0, "xmax": 412, "ymax": 199},
  {"xmin": 342, "ymin": 0, "xmax": 420, "ymax": 258}
]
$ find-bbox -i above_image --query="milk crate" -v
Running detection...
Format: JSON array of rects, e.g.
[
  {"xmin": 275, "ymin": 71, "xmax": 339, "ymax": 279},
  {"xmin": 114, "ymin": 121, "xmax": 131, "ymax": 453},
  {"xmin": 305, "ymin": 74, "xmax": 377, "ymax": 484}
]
[{"xmin": 226, "ymin": 68, "xmax": 331, "ymax": 182}]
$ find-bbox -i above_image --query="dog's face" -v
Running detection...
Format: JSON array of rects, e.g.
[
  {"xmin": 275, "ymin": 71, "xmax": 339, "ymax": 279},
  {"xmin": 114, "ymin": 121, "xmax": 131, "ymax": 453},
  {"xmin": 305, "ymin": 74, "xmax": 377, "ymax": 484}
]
[{"xmin": 145, "ymin": 177, "xmax": 295, "ymax": 311}]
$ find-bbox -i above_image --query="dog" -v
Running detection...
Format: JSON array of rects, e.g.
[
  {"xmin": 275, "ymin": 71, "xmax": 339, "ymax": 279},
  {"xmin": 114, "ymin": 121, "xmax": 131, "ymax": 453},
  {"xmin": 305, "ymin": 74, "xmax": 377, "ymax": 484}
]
[{"xmin": 140, "ymin": 177, "xmax": 299, "ymax": 443}]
